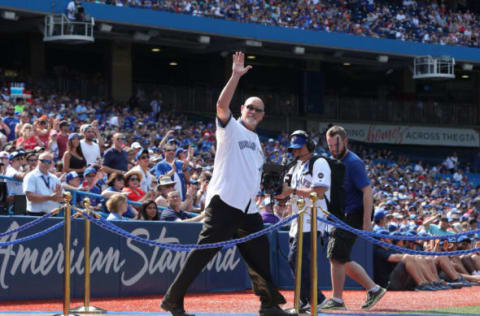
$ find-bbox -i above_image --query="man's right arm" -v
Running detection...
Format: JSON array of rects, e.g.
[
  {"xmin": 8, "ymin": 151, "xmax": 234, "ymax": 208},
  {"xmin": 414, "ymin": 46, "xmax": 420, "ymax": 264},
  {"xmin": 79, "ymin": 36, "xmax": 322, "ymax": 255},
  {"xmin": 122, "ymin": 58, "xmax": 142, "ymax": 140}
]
[{"xmin": 216, "ymin": 52, "xmax": 252, "ymax": 125}]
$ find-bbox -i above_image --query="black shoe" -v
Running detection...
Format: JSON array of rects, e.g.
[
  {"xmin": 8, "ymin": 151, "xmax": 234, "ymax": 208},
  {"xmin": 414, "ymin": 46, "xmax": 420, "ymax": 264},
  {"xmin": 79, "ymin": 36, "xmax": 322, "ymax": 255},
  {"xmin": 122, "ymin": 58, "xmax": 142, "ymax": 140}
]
[
  {"xmin": 447, "ymin": 281, "xmax": 464, "ymax": 289},
  {"xmin": 414, "ymin": 283, "xmax": 436, "ymax": 291},
  {"xmin": 160, "ymin": 300, "xmax": 195, "ymax": 316},
  {"xmin": 259, "ymin": 305, "xmax": 298, "ymax": 316}
]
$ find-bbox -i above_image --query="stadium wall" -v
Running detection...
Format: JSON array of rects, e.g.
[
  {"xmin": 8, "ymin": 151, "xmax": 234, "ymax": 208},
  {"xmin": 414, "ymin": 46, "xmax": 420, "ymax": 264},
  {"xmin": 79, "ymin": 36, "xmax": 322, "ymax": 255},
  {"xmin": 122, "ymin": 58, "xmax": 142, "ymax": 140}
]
[
  {"xmin": 0, "ymin": 216, "xmax": 372, "ymax": 300},
  {"xmin": 2, "ymin": 0, "xmax": 480, "ymax": 63}
]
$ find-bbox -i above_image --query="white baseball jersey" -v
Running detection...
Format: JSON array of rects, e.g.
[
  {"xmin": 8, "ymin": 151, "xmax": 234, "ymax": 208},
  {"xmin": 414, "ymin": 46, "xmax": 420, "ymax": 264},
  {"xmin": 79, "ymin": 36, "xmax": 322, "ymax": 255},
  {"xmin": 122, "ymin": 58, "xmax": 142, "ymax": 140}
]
[
  {"xmin": 287, "ymin": 157, "xmax": 331, "ymax": 237},
  {"xmin": 205, "ymin": 116, "xmax": 263, "ymax": 214}
]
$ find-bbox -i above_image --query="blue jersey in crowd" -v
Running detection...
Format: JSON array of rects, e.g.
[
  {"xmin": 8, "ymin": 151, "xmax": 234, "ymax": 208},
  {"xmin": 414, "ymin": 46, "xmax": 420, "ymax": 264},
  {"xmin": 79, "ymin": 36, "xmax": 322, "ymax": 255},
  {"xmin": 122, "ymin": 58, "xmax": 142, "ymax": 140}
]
[{"xmin": 342, "ymin": 151, "xmax": 370, "ymax": 214}]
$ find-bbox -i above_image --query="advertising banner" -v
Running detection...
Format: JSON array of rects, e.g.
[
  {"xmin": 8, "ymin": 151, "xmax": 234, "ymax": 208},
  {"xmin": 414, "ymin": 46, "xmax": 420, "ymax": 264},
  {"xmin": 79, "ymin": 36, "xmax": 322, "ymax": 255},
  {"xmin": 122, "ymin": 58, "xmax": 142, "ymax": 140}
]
[{"xmin": 319, "ymin": 123, "xmax": 479, "ymax": 147}]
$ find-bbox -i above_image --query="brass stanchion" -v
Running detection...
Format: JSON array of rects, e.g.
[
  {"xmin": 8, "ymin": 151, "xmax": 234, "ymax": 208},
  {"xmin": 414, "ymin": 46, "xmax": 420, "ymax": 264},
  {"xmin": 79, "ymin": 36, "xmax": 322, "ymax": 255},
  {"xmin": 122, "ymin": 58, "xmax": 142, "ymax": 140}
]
[
  {"xmin": 54, "ymin": 192, "xmax": 79, "ymax": 316},
  {"xmin": 71, "ymin": 198, "xmax": 106, "ymax": 314},
  {"xmin": 309, "ymin": 192, "xmax": 318, "ymax": 316},
  {"xmin": 293, "ymin": 198, "xmax": 305, "ymax": 313}
]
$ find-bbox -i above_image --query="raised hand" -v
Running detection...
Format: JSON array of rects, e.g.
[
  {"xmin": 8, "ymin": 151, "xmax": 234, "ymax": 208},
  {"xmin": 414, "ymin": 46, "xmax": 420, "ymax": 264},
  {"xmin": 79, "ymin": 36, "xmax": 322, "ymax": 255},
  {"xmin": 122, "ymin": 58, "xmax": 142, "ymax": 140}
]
[{"xmin": 232, "ymin": 52, "xmax": 252, "ymax": 77}]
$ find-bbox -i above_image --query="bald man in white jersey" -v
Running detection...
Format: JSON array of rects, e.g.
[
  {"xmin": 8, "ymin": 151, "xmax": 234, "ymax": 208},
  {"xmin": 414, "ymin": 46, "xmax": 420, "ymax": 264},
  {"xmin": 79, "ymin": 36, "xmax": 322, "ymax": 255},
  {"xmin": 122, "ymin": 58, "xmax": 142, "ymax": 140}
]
[{"xmin": 161, "ymin": 52, "xmax": 295, "ymax": 316}]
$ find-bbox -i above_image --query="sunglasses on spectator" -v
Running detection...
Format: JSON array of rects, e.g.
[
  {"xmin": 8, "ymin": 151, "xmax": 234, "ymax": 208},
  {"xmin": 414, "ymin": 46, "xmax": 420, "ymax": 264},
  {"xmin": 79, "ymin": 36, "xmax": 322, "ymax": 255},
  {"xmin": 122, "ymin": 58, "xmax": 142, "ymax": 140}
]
[
  {"xmin": 28, "ymin": 158, "xmax": 38, "ymax": 162},
  {"xmin": 129, "ymin": 177, "xmax": 140, "ymax": 182},
  {"xmin": 245, "ymin": 104, "xmax": 264, "ymax": 113},
  {"xmin": 139, "ymin": 155, "xmax": 149, "ymax": 160},
  {"xmin": 39, "ymin": 159, "xmax": 53, "ymax": 164},
  {"xmin": 164, "ymin": 149, "xmax": 175, "ymax": 152}
]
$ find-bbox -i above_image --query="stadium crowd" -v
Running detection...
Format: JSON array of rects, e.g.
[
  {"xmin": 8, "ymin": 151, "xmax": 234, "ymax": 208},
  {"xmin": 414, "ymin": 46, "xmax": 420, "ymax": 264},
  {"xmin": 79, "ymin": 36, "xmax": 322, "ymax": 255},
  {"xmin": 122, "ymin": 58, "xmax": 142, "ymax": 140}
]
[
  {"xmin": 83, "ymin": 0, "xmax": 480, "ymax": 48},
  {"xmin": 0, "ymin": 84, "xmax": 479, "ymax": 289}
]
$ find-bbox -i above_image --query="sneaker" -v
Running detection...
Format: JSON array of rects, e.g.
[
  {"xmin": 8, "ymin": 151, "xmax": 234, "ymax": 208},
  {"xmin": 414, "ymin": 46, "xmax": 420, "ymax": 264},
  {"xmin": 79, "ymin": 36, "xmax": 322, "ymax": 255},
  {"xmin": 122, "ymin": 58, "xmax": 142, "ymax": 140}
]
[
  {"xmin": 414, "ymin": 283, "xmax": 436, "ymax": 291},
  {"xmin": 318, "ymin": 298, "xmax": 346, "ymax": 311},
  {"xmin": 361, "ymin": 287, "xmax": 387, "ymax": 310}
]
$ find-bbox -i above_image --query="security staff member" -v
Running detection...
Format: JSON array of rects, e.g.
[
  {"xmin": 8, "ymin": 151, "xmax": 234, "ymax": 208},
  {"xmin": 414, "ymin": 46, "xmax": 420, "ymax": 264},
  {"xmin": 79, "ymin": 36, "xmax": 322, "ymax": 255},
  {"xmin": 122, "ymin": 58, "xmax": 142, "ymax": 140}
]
[
  {"xmin": 161, "ymin": 52, "xmax": 294, "ymax": 316},
  {"xmin": 276, "ymin": 130, "xmax": 330, "ymax": 314}
]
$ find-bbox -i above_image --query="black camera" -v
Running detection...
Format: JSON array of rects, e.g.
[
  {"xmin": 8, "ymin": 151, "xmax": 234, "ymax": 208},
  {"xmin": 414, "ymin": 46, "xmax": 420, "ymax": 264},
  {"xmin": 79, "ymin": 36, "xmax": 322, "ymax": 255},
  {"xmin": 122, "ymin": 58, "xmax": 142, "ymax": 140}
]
[{"xmin": 261, "ymin": 163, "xmax": 285, "ymax": 196}]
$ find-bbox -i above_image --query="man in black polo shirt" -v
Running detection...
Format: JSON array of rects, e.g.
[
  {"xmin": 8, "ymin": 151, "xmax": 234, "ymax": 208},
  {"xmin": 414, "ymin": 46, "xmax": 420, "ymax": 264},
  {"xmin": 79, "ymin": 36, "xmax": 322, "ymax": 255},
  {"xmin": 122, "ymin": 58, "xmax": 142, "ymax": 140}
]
[
  {"xmin": 159, "ymin": 191, "xmax": 204, "ymax": 223},
  {"xmin": 102, "ymin": 133, "xmax": 128, "ymax": 174}
]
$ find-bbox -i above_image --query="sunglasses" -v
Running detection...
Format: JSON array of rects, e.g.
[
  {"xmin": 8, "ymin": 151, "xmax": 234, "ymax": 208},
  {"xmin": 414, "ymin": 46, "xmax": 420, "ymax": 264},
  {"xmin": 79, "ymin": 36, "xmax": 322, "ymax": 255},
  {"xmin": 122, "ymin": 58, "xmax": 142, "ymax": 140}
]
[
  {"xmin": 129, "ymin": 177, "xmax": 140, "ymax": 182},
  {"xmin": 245, "ymin": 104, "xmax": 263, "ymax": 113},
  {"xmin": 28, "ymin": 158, "xmax": 38, "ymax": 162},
  {"xmin": 164, "ymin": 149, "xmax": 175, "ymax": 152},
  {"xmin": 39, "ymin": 159, "xmax": 53, "ymax": 164},
  {"xmin": 139, "ymin": 155, "xmax": 149, "ymax": 160}
]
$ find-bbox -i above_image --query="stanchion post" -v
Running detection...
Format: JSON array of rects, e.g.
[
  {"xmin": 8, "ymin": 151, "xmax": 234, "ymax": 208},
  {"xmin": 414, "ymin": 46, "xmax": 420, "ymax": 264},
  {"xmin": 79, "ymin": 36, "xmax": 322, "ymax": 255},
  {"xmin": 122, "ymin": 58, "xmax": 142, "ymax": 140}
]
[
  {"xmin": 293, "ymin": 198, "xmax": 305, "ymax": 313},
  {"xmin": 309, "ymin": 192, "xmax": 318, "ymax": 316},
  {"xmin": 54, "ymin": 192, "xmax": 79, "ymax": 316},
  {"xmin": 71, "ymin": 198, "xmax": 106, "ymax": 314}
]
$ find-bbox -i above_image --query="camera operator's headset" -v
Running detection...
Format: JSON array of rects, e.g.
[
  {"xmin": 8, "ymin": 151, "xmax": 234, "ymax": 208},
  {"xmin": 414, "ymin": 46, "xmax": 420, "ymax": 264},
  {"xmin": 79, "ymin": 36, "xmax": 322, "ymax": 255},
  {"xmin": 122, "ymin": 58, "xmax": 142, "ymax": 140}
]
[{"xmin": 289, "ymin": 130, "xmax": 315, "ymax": 152}]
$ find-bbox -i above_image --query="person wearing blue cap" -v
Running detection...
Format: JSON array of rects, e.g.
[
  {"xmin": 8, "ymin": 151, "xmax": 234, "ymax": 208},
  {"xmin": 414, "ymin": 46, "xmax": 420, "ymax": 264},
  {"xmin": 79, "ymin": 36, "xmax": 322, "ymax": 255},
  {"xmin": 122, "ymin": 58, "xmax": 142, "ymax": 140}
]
[
  {"xmin": 373, "ymin": 210, "xmax": 388, "ymax": 231},
  {"xmin": 275, "ymin": 129, "xmax": 330, "ymax": 314},
  {"xmin": 324, "ymin": 125, "xmax": 386, "ymax": 310},
  {"xmin": 161, "ymin": 52, "xmax": 291, "ymax": 316}
]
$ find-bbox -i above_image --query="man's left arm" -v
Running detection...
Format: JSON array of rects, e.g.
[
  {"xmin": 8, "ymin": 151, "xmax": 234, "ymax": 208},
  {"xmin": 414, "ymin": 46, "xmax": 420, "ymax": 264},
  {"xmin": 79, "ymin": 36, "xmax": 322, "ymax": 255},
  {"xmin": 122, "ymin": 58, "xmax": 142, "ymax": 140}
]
[{"xmin": 361, "ymin": 184, "xmax": 373, "ymax": 231}]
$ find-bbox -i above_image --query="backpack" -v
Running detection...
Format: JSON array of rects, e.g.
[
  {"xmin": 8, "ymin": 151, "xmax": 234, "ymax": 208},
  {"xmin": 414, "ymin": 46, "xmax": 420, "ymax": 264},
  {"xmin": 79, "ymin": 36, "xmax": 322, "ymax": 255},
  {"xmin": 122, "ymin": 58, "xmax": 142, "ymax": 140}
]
[{"xmin": 306, "ymin": 155, "xmax": 346, "ymax": 221}]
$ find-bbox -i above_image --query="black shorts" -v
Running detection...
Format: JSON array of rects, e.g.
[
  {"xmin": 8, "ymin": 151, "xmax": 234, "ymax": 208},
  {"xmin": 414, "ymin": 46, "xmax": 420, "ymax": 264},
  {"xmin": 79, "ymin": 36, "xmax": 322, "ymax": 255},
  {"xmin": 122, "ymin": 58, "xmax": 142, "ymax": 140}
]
[
  {"xmin": 327, "ymin": 211, "xmax": 363, "ymax": 263},
  {"xmin": 388, "ymin": 262, "xmax": 416, "ymax": 291}
]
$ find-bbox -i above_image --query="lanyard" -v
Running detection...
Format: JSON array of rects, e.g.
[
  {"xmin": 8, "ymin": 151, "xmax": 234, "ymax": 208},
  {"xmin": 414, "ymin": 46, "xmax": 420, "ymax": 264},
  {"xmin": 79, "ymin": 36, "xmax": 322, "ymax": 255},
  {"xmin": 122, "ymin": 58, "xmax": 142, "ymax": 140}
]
[{"xmin": 41, "ymin": 175, "xmax": 50, "ymax": 190}]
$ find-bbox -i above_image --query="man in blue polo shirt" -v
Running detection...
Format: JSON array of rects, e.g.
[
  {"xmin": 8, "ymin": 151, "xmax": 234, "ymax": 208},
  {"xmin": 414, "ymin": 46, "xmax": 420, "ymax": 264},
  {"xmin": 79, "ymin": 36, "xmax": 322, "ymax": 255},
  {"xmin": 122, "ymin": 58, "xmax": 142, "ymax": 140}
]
[
  {"xmin": 102, "ymin": 133, "xmax": 128, "ymax": 174},
  {"xmin": 323, "ymin": 125, "xmax": 386, "ymax": 311},
  {"xmin": 159, "ymin": 191, "xmax": 204, "ymax": 223}
]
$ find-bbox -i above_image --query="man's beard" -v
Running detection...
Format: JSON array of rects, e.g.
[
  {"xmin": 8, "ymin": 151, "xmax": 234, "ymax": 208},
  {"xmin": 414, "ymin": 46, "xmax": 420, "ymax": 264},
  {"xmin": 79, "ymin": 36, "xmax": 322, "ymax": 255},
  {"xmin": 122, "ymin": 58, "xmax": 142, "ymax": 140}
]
[{"xmin": 244, "ymin": 117, "xmax": 257, "ymax": 126}]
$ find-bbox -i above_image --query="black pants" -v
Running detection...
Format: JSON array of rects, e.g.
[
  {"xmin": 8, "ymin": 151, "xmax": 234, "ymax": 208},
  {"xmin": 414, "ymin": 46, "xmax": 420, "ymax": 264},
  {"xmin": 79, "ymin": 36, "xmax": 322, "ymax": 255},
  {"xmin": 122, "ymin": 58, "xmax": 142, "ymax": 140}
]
[
  {"xmin": 163, "ymin": 195, "xmax": 285, "ymax": 309},
  {"xmin": 288, "ymin": 232, "xmax": 326, "ymax": 308}
]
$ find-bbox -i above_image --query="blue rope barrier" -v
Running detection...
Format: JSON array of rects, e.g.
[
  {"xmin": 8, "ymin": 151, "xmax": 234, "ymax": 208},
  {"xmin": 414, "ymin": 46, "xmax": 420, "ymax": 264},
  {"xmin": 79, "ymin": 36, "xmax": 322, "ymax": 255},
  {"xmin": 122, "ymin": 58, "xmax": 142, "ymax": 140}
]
[
  {"xmin": 81, "ymin": 211, "xmax": 298, "ymax": 251},
  {"xmin": 0, "ymin": 212, "xmax": 55, "ymax": 237},
  {"xmin": 0, "ymin": 221, "xmax": 65, "ymax": 247},
  {"xmin": 318, "ymin": 214, "xmax": 480, "ymax": 256}
]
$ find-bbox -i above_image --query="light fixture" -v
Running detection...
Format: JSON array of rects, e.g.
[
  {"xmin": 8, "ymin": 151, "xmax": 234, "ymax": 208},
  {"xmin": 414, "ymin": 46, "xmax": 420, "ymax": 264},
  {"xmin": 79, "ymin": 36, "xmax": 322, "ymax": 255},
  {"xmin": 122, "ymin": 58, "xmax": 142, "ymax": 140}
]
[
  {"xmin": 198, "ymin": 35, "xmax": 210, "ymax": 44},
  {"xmin": 133, "ymin": 31, "xmax": 150, "ymax": 41},
  {"xmin": 343, "ymin": 62, "xmax": 351, "ymax": 66},
  {"xmin": 245, "ymin": 40, "xmax": 262, "ymax": 47},
  {"xmin": 169, "ymin": 61, "xmax": 178, "ymax": 66},
  {"xmin": 377, "ymin": 55, "xmax": 389, "ymax": 63},
  {"xmin": 99, "ymin": 23, "xmax": 112, "ymax": 32},
  {"xmin": 152, "ymin": 48, "xmax": 161, "ymax": 53},
  {"xmin": 293, "ymin": 46, "xmax": 305, "ymax": 55},
  {"xmin": 247, "ymin": 55, "xmax": 256, "ymax": 60},
  {"xmin": 462, "ymin": 63, "xmax": 473, "ymax": 71},
  {"xmin": 461, "ymin": 74, "xmax": 470, "ymax": 79},
  {"xmin": 1, "ymin": 11, "xmax": 18, "ymax": 21}
]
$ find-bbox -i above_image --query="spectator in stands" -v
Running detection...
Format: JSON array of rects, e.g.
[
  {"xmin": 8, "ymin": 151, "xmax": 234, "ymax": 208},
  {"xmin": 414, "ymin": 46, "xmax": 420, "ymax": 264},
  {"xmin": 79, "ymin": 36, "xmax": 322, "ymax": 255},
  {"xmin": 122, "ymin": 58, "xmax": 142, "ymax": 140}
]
[
  {"xmin": 81, "ymin": 167, "xmax": 103, "ymax": 209},
  {"xmin": 3, "ymin": 106, "xmax": 18, "ymax": 141},
  {"xmin": 422, "ymin": 214, "xmax": 454, "ymax": 236},
  {"xmin": 130, "ymin": 148, "xmax": 155, "ymax": 193},
  {"xmin": 80, "ymin": 123, "xmax": 103, "ymax": 165},
  {"xmin": 105, "ymin": 193, "xmax": 129, "ymax": 221},
  {"xmin": 103, "ymin": 132, "xmax": 129, "ymax": 174},
  {"xmin": 159, "ymin": 190, "xmax": 204, "ymax": 222},
  {"xmin": 57, "ymin": 121, "xmax": 70, "ymax": 159},
  {"xmin": 14, "ymin": 112, "xmax": 30, "ymax": 140},
  {"xmin": 151, "ymin": 142, "xmax": 186, "ymax": 200},
  {"xmin": 23, "ymin": 152, "xmax": 63, "ymax": 216},
  {"xmin": 62, "ymin": 133, "xmax": 86, "ymax": 173},
  {"xmin": 34, "ymin": 117, "xmax": 50, "ymax": 148},
  {"xmin": 136, "ymin": 200, "xmax": 160, "ymax": 220},
  {"xmin": 62, "ymin": 171, "xmax": 81, "ymax": 191},
  {"xmin": 122, "ymin": 169, "xmax": 152, "ymax": 203},
  {"xmin": 48, "ymin": 130, "xmax": 59, "ymax": 161},
  {"xmin": 16, "ymin": 124, "xmax": 43, "ymax": 150},
  {"xmin": 0, "ymin": 151, "xmax": 9, "ymax": 175},
  {"xmin": 5, "ymin": 151, "xmax": 26, "ymax": 210}
]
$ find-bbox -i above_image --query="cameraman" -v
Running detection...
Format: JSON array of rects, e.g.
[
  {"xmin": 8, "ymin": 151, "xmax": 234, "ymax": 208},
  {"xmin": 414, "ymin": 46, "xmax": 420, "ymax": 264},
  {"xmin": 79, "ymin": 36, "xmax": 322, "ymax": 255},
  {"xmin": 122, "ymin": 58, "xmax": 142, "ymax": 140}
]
[{"xmin": 276, "ymin": 130, "xmax": 330, "ymax": 314}]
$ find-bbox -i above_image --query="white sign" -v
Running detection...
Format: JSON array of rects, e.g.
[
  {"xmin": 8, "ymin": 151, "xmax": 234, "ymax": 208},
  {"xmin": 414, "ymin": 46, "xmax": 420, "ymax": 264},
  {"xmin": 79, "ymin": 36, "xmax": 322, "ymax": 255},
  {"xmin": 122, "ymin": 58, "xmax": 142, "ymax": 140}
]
[{"xmin": 319, "ymin": 123, "xmax": 479, "ymax": 147}]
